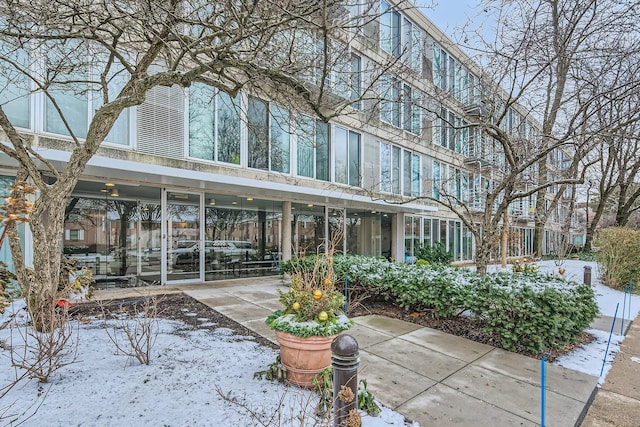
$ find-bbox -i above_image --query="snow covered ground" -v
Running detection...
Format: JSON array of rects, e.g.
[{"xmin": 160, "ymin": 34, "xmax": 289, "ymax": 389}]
[
  {"xmin": 0, "ymin": 259, "xmax": 636, "ymax": 426},
  {"xmin": 0, "ymin": 300, "xmax": 417, "ymax": 427}
]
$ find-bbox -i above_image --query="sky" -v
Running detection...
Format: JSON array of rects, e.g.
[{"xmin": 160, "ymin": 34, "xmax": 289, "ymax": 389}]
[
  {"xmin": 423, "ymin": 0, "xmax": 484, "ymax": 34},
  {"xmin": 422, "ymin": 0, "xmax": 497, "ymax": 52}
]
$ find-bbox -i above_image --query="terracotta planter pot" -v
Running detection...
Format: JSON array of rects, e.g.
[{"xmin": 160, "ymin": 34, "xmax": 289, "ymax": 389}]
[{"xmin": 275, "ymin": 330, "xmax": 336, "ymax": 388}]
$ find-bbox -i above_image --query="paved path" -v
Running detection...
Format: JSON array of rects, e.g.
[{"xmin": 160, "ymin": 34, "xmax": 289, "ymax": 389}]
[
  {"xmin": 94, "ymin": 277, "xmax": 599, "ymax": 426},
  {"xmin": 582, "ymin": 314, "xmax": 640, "ymax": 427}
]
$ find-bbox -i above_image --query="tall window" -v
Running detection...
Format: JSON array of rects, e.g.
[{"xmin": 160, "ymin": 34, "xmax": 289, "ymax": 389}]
[
  {"xmin": 403, "ymin": 150, "xmax": 411, "ymax": 197},
  {"xmin": 45, "ymin": 43, "xmax": 89, "ymax": 138},
  {"xmin": 403, "ymin": 84, "xmax": 421, "ymax": 135},
  {"xmin": 380, "ymin": 1, "xmax": 401, "ymax": 56},
  {"xmin": 433, "ymin": 45, "xmax": 448, "ymax": 91},
  {"xmin": 381, "ymin": 75, "xmax": 421, "ymax": 134},
  {"xmin": 189, "ymin": 84, "xmax": 215, "ymax": 160},
  {"xmin": 248, "ymin": 96, "xmax": 269, "ymax": 170},
  {"xmin": 188, "ymin": 84, "xmax": 241, "ymax": 164},
  {"xmin": 0, "ymin": 43, "xmax": 29, "ymax": 128},
  {"xmin": 296, "ymin": 116, "xmax": 329, "ymax": 181},
  {"xmin": 381, "ymin": 142, "xmax": 391, "ymax": 193},
  {"xmin": 92, "ymin": 56, "xmax": 130, "ymax": 145},
  {"xmin": 271, "ymin": 105, "xmax": 290, "ymax": 173},
  {"xmin": 316, "ymin": 121, "xmax": 330, "ymax": 181},
  {"xmin": 392, "ymin": 145, "xmax": 401, "ymax": 194},
  {"xmin": 216, "ymin": 92, "xmax": 241, "ymax": 164},
  {"xmin": 380, "ymin": 74, "xmax": 401, "ymax": 127},
  {"xmin": 403, "ymin": 18, "xmax": 422, "ymax": 73},
  {"xmin": 350, "ymin": 54, "xmax": 362, "ymax": 109},
  {"xmin": 381, "ymin": 142, "xmax": 419, "ymax": 196},
  {"xmin": 297, "ymin": 115, "xmax": 314, "ymax": 178},
  {"xmin": 433, "ymin": 160, "xmax": 440, "ymax": 200},
  {"xmin": 412, "ymin": 153, "xmax": 420, "ymax": 197},
  {"xmin": 334, "ymin": 127, "xmax": 361, "ymax": 186}
]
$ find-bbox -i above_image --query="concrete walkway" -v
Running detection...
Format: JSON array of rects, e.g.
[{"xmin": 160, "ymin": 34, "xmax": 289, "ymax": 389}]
[
  {"xmin": 581, "ymin": 314, "xmax": 640, "ymax": 427},
  {"xmin": 94, "ymin": 277, "xmax": 600, "ymax": 427}
]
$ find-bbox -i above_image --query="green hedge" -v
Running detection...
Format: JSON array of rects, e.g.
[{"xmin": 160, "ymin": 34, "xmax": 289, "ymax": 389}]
[
  {"xmin": 595, "ymin": 227, "xmax": 640, "ymax": 290},
  {"xmin": 285, "ymin": 255, "xmax": 598, "ymax": 354}
]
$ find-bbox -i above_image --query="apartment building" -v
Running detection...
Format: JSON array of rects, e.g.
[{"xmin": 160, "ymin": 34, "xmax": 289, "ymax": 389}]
[{"xmin": 0, "ymin": 1, "xmax": 566, "ymax": 287}]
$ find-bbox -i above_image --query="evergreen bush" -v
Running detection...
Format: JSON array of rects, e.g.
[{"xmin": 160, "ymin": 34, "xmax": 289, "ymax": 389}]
[{"xmin": 595, "ymin": 227, "xmax": 640, "ymax": 290}]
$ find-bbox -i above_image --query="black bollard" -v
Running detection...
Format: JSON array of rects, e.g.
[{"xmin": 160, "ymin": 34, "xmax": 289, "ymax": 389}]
[
  {"xmin": 584, "ymin": 265, "xmax": 592, "ymax": 286},
  {"xmin": 331, "ymin": 334, "xmax": 359, "ymax": 427}
]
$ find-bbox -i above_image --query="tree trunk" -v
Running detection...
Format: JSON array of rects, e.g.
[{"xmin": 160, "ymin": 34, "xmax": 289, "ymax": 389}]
[
  {"xmin": 475, "ymin": 232, "xmax": 498, "ymax": 276},
  {"xmin": 501, "ymin": 210, "xmax": 508, "ymax": 267},
  {"xmin": 533, "ymin": 220, "xmax": 545, "ymax": 257}
]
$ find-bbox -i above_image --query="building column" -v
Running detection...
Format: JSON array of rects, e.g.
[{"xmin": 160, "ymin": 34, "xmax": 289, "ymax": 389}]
[
  {"xmin": 282, "ymin": 201, "xmax": 292, "ymax": 262},
  {"xmin": 391, "ymin": 212, "xmax": 405, "ymax": 263}
]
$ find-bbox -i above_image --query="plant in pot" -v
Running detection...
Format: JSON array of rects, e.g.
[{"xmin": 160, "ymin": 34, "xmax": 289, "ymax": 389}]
[{"xmin": 265, "ymin": 243, "xmax": 352, "ymax": 388}]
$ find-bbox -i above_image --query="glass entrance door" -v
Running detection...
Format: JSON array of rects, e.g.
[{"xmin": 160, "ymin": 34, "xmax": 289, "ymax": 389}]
[{"xmin": 164, "ymin": 190, "xmax": 203, "ymax": 283}]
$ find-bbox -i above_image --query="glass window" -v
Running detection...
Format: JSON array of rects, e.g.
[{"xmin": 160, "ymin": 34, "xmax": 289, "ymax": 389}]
[
  {"xmin": 448, "ymin": 110, "xmax": 456, "ymax": 151},
  {"xmin": 334, "ymin": 127, "xmax": 361, "ymax": 186},
  {"xmin": 380, "ymin": 1, "xmax": 401, "ymax": 56},
  {"xmin": 348, "ymin": 131, "xmax": 360, "ymax": 187},
  {"xmin": 189, "ymin": 83, "xmax": 215, "ymax": 160},
  {"xmin": 432, "ymin": 44, "xmax": 441, "ymax": 88},
  {"xmin": 440, "ymin": 107, "xmax": 448, "ymax": 147},
  {"xmin": 335, "ymin": 127, "xmax": 348, "ymax": 184},
  {"xmin": 403, "ymin": 85, "xmax": 413, "ymax": 132},
  {"xmin": 93, "ymin": 57, "xmax": 130, "ymax": 145},
  {"xmin": 448, "ymin": 55, "xmax": 456, "ymax": 95},
  {"xmin": 297, "ymin": 115, "xmax": 314, "ymax": 178},
  {"xmin": 248, "ymin": 96, "xmax": 269, "ymax": 170},
  {"xmin": 45, "ymin": 42, "xmax": 88, "ymax": 137},
  {"xmin": 217, "ymin": 91, "xmax": 241, "ymax": 164},
  {"xmin": 380, "ymin": 142, "xmax": 391, "ymax": 193},
  {"xmin": 411, "ymin": 89, "xmax": 421, "ymax": 135},
  {"xmin": 432, "ymin": 218, "xmax": 440, "ymax": 244},
  {"xmin": 392, "ymin": 145, "xmax": 401, "ymax": 194},
  {"xmin": 433, "ymin": 160, "xmax": 440, "ymax": 200},
  {"xmin": 316, "ymin": 120, "xmax": 330, "ymax": 181},
  {"xmin": 380, "ymin": 74, "xmax": 400, "ymax": 126},
  {"xmin": 0, "ymin": 44, "xmax": 29, "ymax": 129},
  {"xmin": 412, "ymin": 153, "xmax": 420, "ymax": 197},
  {"xmin": 423, "ymin": 218, "xmax": 431, "ymax": 247},
  {"xmin": 270, "ymin": 104, "xmax": 290, "ymax": 173},
  {"xmin": 351, "ymin": 54, "xmax": 361, "ymax": 109},
  {"xmin": 433, "ymin": 46, "xmax": 448, "ymax": 91},
  {"xmin": 403, "ymin": 150, "xmax": 411, "ymax": 197},
  {"xmin": 404, "ymin": 216, "xmax": 414, "ymax": 260}
]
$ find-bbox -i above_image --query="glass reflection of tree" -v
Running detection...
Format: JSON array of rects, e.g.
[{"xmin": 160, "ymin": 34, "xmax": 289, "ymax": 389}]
[
  {"xmin": 110, "ymin": 200, "xmax": 138, "ymax": 276},
  {"xmin": 139, "ymin": 203, "xmax": 161, "ymax": 264},
  {"xmin": 64, "ymin": 197, "xmax": 103, "ymax": 254},
  {"xmin": 346, "ymin": 215, "xmax": 360, "ymax": 255},
  {"xmin": 217, "ymin": 92, "xmax": 241, "ymax": 164},
  {"xmin": 205, "ymin": 207, "xmax": 242, "ymax": 241},
  {"xmin": 328, "ymin": 213, "xmax": 343, "ymax": 254}
]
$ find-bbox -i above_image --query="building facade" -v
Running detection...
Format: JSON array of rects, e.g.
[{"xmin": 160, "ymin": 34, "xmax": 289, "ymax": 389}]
[{"xmin": 0, "ymin": 1, "xmax": 566, "ymax": 287}]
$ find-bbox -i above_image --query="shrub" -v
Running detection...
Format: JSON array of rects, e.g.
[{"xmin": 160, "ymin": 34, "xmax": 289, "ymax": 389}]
[
  {"xmin": 415, "ymin": 242, "xmax": 453, "ymax": 265},
  {"xmin": 595, "ymin": 227, "xmax": 640, "ymax": 290},
  {"xmin": 470, "ymin": 273, "xmax": 598, "ymax": 352},
  {"xmin": 325, "ymin": 255, "xmax": 598, "ymax": 354}
]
